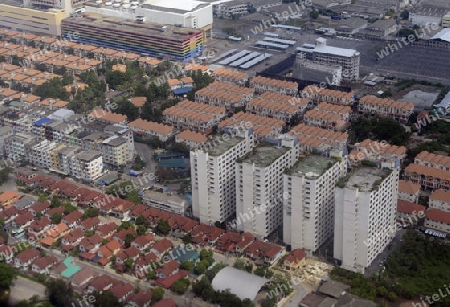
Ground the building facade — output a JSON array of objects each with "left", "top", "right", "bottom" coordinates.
[
  {"left": 191, "top": 129, "right": 254, "bottom": 224},
  {"left": 283, "top": 154, "right": 347, "bottom": 252},
  {"left": 334, "top": 166, "right": 399, "bottom": 273},
  {"left": 235, "top": 143, "right": 296, "bottom": 238}
]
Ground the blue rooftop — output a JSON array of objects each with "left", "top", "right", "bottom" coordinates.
[
  {"left": 33, "top": 117, "right": 52, "bottom": 127},
  {"left": 173, "top": 87, "right": 193, "bottom": 95}
]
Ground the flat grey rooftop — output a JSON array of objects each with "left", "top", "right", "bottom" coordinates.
[
  {"left": 291, "top": 155, "right": 337, "bottom": 179},
  {"left": 243, "top": 144, "right": 289, "bottom": 167},
  {"left": 398, "top": 90, "right": 439, "bottom": 110},
  {"left": 203, "top": 135, "right": 243, "bottom": 156},
  {"left": 345, "top": 166, "right": 391, "bottom": 192}
]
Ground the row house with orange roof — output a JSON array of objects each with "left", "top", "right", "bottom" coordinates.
[
  {"left": 138, "top": 57, "right": 161, "bottom": 68},
  {"left": 250, "top": 76, "right": 298, "bottom": 96},
  {"left": 195, "top": 81, "right": 254, "bottom": 110},
  {"left": 301, "top": 85, "right": 355, "bottom": 106},
  {"left": 423, "top": 189, "right": 450, "bottom": 232},
  {"left": 288, "top": 123, "right": 348, "bottom": 157},
  {"left": 246, "top": 98, "right": 303, "bottom": 122},
  {"left": 349, "top": 139, "right": 406, "bottom": 168},
  {"left": 398, "top": 180, "right": 421, "bottom": 203},
  {"left": 128, "top": 119, "right": 175, "bottom": 142},
  {"left": 163, "top": 101, "right": 226, "bottom": 134},
  {"left": 211, "top": 68, "right": 248, "bottom": 86},
  {"left": 358, "top": 95, "right": 414, "bottom": 123},
  {"left": 404, "top": 151, "right": 450, "bottom": 191},
  {"left": 175, "top": 130, "right": 208, "bottom": 149},
  {"left": 219, "top": 111, "right": 285, "bottom": 140}
]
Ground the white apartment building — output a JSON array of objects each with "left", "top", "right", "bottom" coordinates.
[
  {"left": 101, "top": 135, "right": 133, "bottom": 167},
  {"left": 297, "top": 38, "right": 360, "bottom": 81},
  {"left": 283, "top": 155, "right": 347, "bottom": 252},
  {"left": 104, "top": 124, "right": 135, "bottom": 158},
  {"left": 5, "top": 133, "right": 38, "bottom": 162},
  {"left": 74, "top": 151, "right": 103, "bottom": 183},
  {"left": 235, "top": 143, "right": 296, "bottom": 239},
  {"left": 143, "top": 190, "right": 190, "bottom": 215},
  {"left": 0, "top": 126, "right": 13, "bottom": 157},
  {"left": 30, "top": 140, "right": 60, "bottom": 169},
  {"left": 334, "top": 166, "right": 399, "bottom": 273},
  {"left": 191, "top": 129, "right": 254, "bottom": 224},
  {"left": 53, "top": 146, "right": 81, "bottom": 175}
]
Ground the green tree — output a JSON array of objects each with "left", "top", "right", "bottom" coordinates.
[
  {"left": 182, "top": 234, "right": 192, "bottom": 244},
  {"left": 126, "top": 190, "right": 142, "bottom": 204},
  {"left": 125, "top": 233, "right": 136, "bottom": 248},
  {"left": 147, "top": 269, "right": 156, "bottom": 280},
  {"left": 156, "top": 219, "right": 171, "bottom": 235},
  {"left": 38, "top": 194, "right": 48, "bottom": 203},
  {"left": 0, "top": 263, "right": 17, "bottom": 288},
  {"left": 151, "top": 287, "right": 164, "bottom": 304},
  {"left": 46, "top": 278, "right": 73, "bottom": 307},
  {"left": 310, "top": 10, "right": 319, "bottom": 19},
  {"left": 84, "top": 230, "right": 94, "bottom": 237},
  {"left": 124, "top": 258, "right": 134, "bottom": 273},
  {"left": 135, "top": 215, "right": 150, "bottom": 229},
  {"left": 117, "top": 221, "right": 131, "bottom": 231},
  {"left": 50, "top": 212, "right": 62, "bottom": 224},
  {"left": 33, "top": 78, "right": 70, "bottom": 101},
  {"left": 170, "top": 278, "right": 190, "bottom": 294},
  {"left": 233, "top": 259, "right": 246, "bottom": 270},
  {"left": 194, "top": 260, "right": 208, "bottom": 275},
  {"left": 82, "top": 208, "right": 99, "bottom": 220},
  {"left": 50, "top": 196, "right": 61, "bottom": 208},
  {"left": 93, "top": 290, "right": 121, "bottom": 307},
  {"left": 180, "top": 261, "right": 193, "bottom": 271}
]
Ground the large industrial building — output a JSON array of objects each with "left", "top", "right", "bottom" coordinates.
[
  {"left": 61, "top": 13, "right": 205, "bottom": 61},
  {"left": 334, "top": 166, "right": 399, "bottom": 273},
  {"left": 84, "top": 0, "right": 213, "bottom": 39},
  {"left": 0, "top": 2, "right": 67, "bottom": 36}
]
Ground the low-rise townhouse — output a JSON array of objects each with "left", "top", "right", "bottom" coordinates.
[
  {"left": 301, "top": 85, "right": 355, "bottom": 106},
  {"left": 397, "top": 200, "right": 426, "bottom": 225},
  {"left": 113, "top": 228, "right": 136, "bottom": 246},
  {"left": 288, "top": 123, "right": 348, "bottom": 157},
  {"left": 246, "top": 98, "right": 301, "bottom": 122},
  {"left": 190, "top": 223, "right": 225, "bottom": 246},
  {"left": 250, "top": 76, "right": 298, "bottom": 96},
  {"left": 163, "top": 100, "right": 226, "bottom": 134},
  {"left": 150, "top": 238, "right": 173, "bottom": 259},
  {"left": 404, "top": 165, "right": 450, "bottom": 191},
  {"left": 156, "top": 259, "right": 180, "bottom": 279},
  {"left": 110, "top": 282, "right": 134, "bottom": 303},
  {"left": 282, "top": 249, "right": 306, "bottom": 271},
  {"left": 358, "top": 95, "right": 414, "bottom": 123},
  {"left": 398, "top": 180, "right": 421, "bottom": 203},
  {"left": 215, "top": 232, "right": 255, "bottom": 255},
  {"left": 211, "top": 68, "right": 248, "bottom": 86},
  {"left": 126, "top": 290, "right": 153, "bottom": 307},
  {"left": 349, "top": 139, "right": 407, "bottom": 168},
  {"left": 62, "top": 211, "right": 83, "bottom": 228},
  {"left": 128, "top": 119, "right": 175, "bottom": 142},
  {"left": 79, "top": 234, "right": 103, "bottom": 255},
  {"left": 31, "top": 256, "right": 57, "bottom": 274},
  {"left": 174, "top": 130, "right": 208, "bottom": 150},
  {"left": 131, "top": 234, "right": 155, "bottom": 251},
  {"left": 303, "top": 102, "right": 351, "bottom": 131},
  {"left": 244, "top": 241, "right": 284, "bottom": 265},
  {"left": 14, "top": 248, "right": 40, "bottom": 269},
  {"left": 219, "top": 111, "right": 285, "bottom": 140}
]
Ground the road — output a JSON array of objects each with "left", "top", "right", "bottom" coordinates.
[
  {"left": 9, "top": 276, "right": 47, "bottom": 305},
  {"left": 134, "top": 142, "right": 155, "bottom": 176},
  {"left": 282, "top": 280, "right": 309, "bottom": 307}
]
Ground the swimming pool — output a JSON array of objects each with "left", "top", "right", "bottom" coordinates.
[{"left": 61, "top": 257, "right": 81, "bottom": 278}]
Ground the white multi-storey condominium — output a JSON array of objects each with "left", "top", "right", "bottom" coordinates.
[
  {"left": 283, "top": 154, "right": 347, "bottom": 252},
  {"left": 297, "top": 37, "right": 360, "bottom": 81},
  {"left": 235, "top": 143, "right": 296, "bottom": 239},
  {"left": 74, "top": 151, "right": 103, "bottom": 183},
  {"left": 334, "top": 166, "right": 399, "bottom": 273},
  {"left": 191, "top": 129, "right": 254, "bottom": 224}
]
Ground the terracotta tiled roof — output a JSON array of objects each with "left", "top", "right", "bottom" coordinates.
[
  {"left": 430, "top": 189, "right": 450, "bottom": 203},
  {"left": 426, "top": 208, "right": 450, "bottom": 224},
  {"left": 397, "top": 200, "right": 426, "bottom": 214},
  {"left": 398, "top": 180, "right": 421, "bottom": 195}
]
